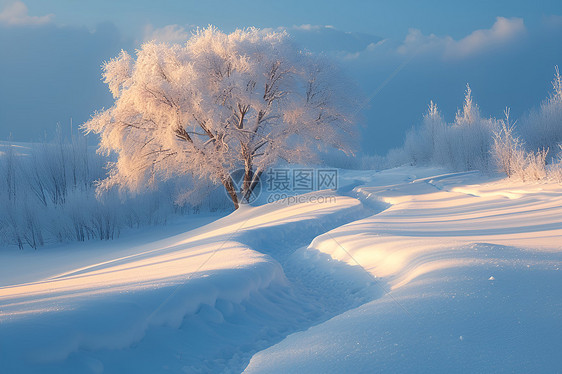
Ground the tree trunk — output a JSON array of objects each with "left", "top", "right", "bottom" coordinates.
[
  {"left": 242, "top": 151, "right": 262, "bottom": 203},
  {"left": 221, "top": 174, "right": 239, "bottom": 209},
  {"left": 247, "top": 169, "right": 262, "bottom": 200},
  {"left": 242, "top": 157, "right": 253, "bottom": 203}
]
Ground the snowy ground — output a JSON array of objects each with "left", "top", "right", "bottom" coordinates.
[{"left": 1, "top": 167, "right": 561, "bottom": 373}]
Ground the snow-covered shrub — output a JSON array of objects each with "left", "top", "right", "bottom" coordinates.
[
  {"left": 549, "top": 145, "right": 562, "bottom": 182},
  {"left": 492, "top": 108, "right": 526, "bottom": 178},
  {"left": 0, "top": 204, "right": 26, "bottom": 249},
  {"left": 522, "top": 148, "right": 548, "bottom": 180},
  {"left": 490, "top": 108, "right": 552, "bottom": 181},
  {"left": 357, "top": 153, "right": 389, "bottom": 170},
  {"left": 0, "top": 134, "right": 231, "bottom": 249},
  {"left": 1, "top": 138, "right": 19, "bottom": 202},
  {"left": 385, "top": 146, "right": 409, "bottom": 168},
  {"left": 519, "top": 66, "right": 562, "bottom": 161}
]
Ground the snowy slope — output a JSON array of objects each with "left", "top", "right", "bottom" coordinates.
[
  {"left": 1, "top": 167, "right": 561, "bottom": 373},
  {"left": 0, "top": 189, "right": 374, "bottom": 373},
  {"left": 244, "top": 168, "right": 562, "bottom": 373}
]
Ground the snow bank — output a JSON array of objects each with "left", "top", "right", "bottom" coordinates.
[
  {"left": 1, "top": 240, "right": 283, "bottom": 370},
  {"left": 3, "top": 166, "right": 561, "bottom": 373},
  {"left": 245, "top": 167, "right": 562, "bottom": 373},
  {"left": 0, "top": 189, "right": 368, "bottom": 373}
]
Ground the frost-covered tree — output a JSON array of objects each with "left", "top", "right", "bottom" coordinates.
[
  {"left": 392, "top": 85, "right": 496, "bottom": 171},
  {"left": 83, "top": 27, "right": 356, "bottom": 209},
  {"left": 492, "top": 108, "right": 525, "bottom": 177},
  {"left": 450, "top": 84, "right": 496, "bottom": 171},
  {"left": 491, "top": 117, "right": 549, "bottom": 181},
  {"left": 520, "top": 66, "right": 562, "bottom": 160},
  {"left": 400, "top": 101, "right": 446, "bottom": 166}
]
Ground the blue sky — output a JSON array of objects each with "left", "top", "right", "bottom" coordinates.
[
  {"left": 1, "top": 0, "right": 561, "bottom": 154},
  {"left": 12, "top": 0, "right": 562, "bottom": 38}
]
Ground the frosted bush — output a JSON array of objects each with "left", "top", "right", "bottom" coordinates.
[
  {"left": 548, "top": 145, "right": 562, "bottom": 182},
  {"left": 492, "top": 108, "right": 526, "bottom": 178},
  {"left": 0, "top": 135, "right": 231, "bottom": 249}
]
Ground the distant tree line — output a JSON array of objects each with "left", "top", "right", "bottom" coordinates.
[{"left": 383, "top": 66, "right": 562, "bottom": 181}]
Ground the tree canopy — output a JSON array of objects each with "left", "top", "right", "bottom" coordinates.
[{"left": 84, "top": 26, "right": 356, "bottom": 208}]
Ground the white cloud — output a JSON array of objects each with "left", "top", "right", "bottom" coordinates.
[
  {"left": 398, "top": 17, "right": 526, "bottom": 60},
  {"left": 143, "top": 24, "right": 193, "bottom": 44},
  {"left": 341, "top": 39, "right": 388, "bottom": 60},
  {"left": 140, "top": 19, "right": 527, "bottom": 63},
  {"left": 290, "top": 24, "right": 334, "bottom": 31},
  {"left": 292, "top": 24, "right": 319, "bottom": 31},
  {"left": 0, "top": 1, "right": 53, "bottom": 26},
  {"left": 142, "top": 23, "right": 383, "bottom": 58}
]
